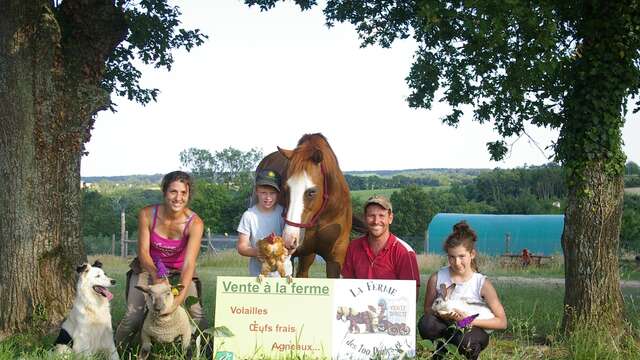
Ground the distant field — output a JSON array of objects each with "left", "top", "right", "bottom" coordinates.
[
  {"left": 345, "top": 168, "right": 489, "bottom": 178},
  {"left": 351, "top": 188, "right": 398, "bottom": 201},
  {"left": 350, "top": 186, "right": 448, "bottom": 201},
  {"left": 625, "top": 187, "right": 640, "bottom": 194}
]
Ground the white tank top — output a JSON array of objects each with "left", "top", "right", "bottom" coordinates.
[{"left": 435, "top": 266, "right": 487, "bottom": 306}]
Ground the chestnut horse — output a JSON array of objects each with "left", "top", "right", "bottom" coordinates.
[{"left": 256, "top": 133, "right": 353, "bottom": 278}]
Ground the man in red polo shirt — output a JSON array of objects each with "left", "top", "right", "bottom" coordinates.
[{"left": 341, "top": 195, "right": 420, "bottom": 295}]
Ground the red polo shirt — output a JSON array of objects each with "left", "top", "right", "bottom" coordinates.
[{"left": 341, "top": 234, "right": 420, "bottom": 293}]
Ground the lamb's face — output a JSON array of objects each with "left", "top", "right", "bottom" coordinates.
[{"left": 146, "top": 283, "right": 175, "bottom": 315}]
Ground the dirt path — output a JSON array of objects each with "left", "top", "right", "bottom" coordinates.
[
  {"left": 490, "top": 276, "right": 640, "bottom": 289},
  {"left": 419, "top": 275, "right": 640, "bottom": 289}
]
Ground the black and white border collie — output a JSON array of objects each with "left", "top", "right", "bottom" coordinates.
[{"left": 54, "top": 260, "right": 118, "bottom": 360}]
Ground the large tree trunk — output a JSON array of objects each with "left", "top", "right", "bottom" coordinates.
[
  {"left": 0, "top": 0, "right": 125, "bottom": 337},
  {"left": 558, "top": 1, "right": 631, "bottom": 336},
  {"left": 561, "top": 164, "right": 624, "bottom": 334}
]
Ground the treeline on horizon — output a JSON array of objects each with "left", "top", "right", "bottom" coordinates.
[
  {"left": 80, "top": 168, "right": 480, "bottom": 187},
  {"left": 81, "top": 158, "right": 640, "bottom": 255},
  {"left": 82, "top": 164, "right": 640, "bottom": 190}
]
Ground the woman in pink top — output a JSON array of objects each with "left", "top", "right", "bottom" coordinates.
[{"left": 115, "top": 171, "right": 208, "bottom": 348}]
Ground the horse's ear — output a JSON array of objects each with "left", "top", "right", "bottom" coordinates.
[
  {"left": 311, "top": 148, "right": 323, "bottom": 164},
  {"left": 278, "top": 146, "right": 293, "bottom": 159}
]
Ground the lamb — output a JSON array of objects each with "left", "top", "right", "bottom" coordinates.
[
  {"left": 135, "top": 283, "right": 192, "bottom": 360},
  {"left": 432, "top": 283, "right": 494, "bottom": 326}
]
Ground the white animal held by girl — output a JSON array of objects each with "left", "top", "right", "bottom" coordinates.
[{"left": 432, "top": 283, "right": 495, "bottom": 322}]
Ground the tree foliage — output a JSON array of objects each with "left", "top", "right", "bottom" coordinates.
[
  {"left": 390, "top": 185, "right": 435, "bottom": 237},
  {"left": 385, "top": 167, "right": 565, "bottom": 238},
  {"left": 321, "top": 0, "right": 637, "bottom": 175},
  {"left": 625, "top": 175, "right": 640, "bottom": 188},
  {"left": 189, "top": 180, "right": 251, "bottom": 234},
  {"left": 179, "top": 147, "right": 263, "bottom": 190},
  {"left": 81, "top": 188, "right": 119, "bottom": 238},
  {"left": 81, "top": 186, "right": 161, "bottom": 238},
  {"left": 621, "top": 194, "right": 640, "bottom": 251},
  {"left": 464, "top": 164, "right": 566, "bottom": 213},
  {"left": 81, "top": 180, "right": 249, "bottom": 248},
  {"left": 99, "top": 0, "right": 207, "bottom": 107},
  {"left": 626, "top": 161, "right": 640, "bottom": 176},
  {"left": 345, "top": 174, "right": 441, "bottom": 190}
]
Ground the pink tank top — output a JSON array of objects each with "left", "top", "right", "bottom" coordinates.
[{"left": 149, "top": 205, "right": 195, "bottom": 270}]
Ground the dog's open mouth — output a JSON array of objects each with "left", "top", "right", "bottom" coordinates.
[{"left": 93, "top": 285, "right": 113, "bottom": 301}]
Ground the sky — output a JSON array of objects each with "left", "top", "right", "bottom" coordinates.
[{"left": 81, "top": 0, "right": 640, "bottom": 177}]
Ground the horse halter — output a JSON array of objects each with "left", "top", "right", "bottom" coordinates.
[{"left": 283, "top": 163, "right": 329, "bottom": 229}]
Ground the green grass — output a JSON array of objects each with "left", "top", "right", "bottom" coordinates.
[{"left": 1, "top": 251, "right": 639, "bottom": 359}]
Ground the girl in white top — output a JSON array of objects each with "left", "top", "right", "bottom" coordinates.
[{"left": 419, "top": 221, "right": 507, "bottom": 360}]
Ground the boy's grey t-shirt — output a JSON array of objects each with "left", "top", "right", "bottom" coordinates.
[{"left": 237, "top": 204, "right": 292, "bottom": 277}]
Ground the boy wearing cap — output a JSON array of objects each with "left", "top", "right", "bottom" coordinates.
[
  {"left": 341, "top": 195, "right": 420, "bottom": 294},
  {"left": 236, "top": 170, "right": 292, "bottom": 277}
]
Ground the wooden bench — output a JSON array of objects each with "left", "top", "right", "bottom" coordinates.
[{"left": 500, "top": 253, "right": 552, "bottom": 267}]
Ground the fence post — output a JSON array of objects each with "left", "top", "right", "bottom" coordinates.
[
  {"left": 424, "top": 230, "right": 429, "bottom": 254},
  {"left": 120, "top": 208, "right": 126, "bottom": 258},
  {"left": 125, "top": 230, "right": 129, "bottom": 258},
  {"left": 505, "top": 233, "right": 511, "bottom": 255},
  {"left": 207, "top": 227, "right": 212, "bottom": 252},
  {"left": 111, "top": 234, "right": 115, "bottom": 256}
]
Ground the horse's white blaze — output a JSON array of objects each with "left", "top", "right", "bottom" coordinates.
[{"left": 283, "top": 171, "right": 315, "bottom": 248}]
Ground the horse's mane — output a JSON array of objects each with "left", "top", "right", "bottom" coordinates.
[
  {"left": 296, "top": 133, "right": 327, "bottom": 147},
  {"left": 289, "top": 133, "right": 340, "bottom": 175}
]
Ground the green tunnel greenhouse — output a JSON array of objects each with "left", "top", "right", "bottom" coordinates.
[{"left": 425, "top": 213, "right": 564, "bottom": 256}]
